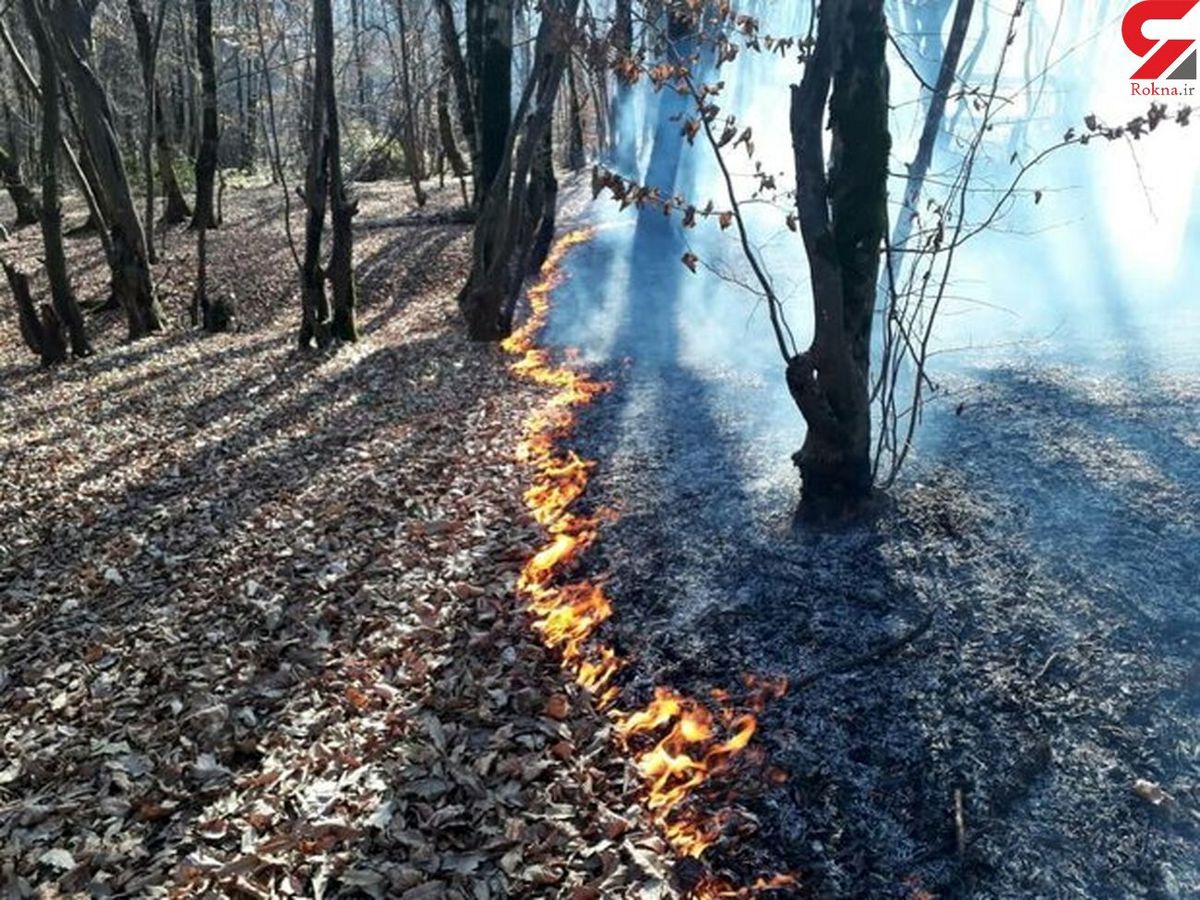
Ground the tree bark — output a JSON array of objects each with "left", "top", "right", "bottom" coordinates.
[
  {"left": 395, "top": 0, "right": 427, "bottom": 206},
  {"left": 299, "top": 0, "right": 357, "bottom": 347},
  {"left": 191, "top": 0, "right": 219, "bottom": 228},
  {"left": 3, "top": 262, "right": 67, "bottom": 365},
  {"left": 436, "top": 0, "right": 477, "bottom": 192},
  {"left": 127, "top": 0, "right": 169, "bottom": 260},
  {"left": 788, "top": 0, "right": 890, "bottom": 518},
  {"left": 326, "top": 12, "right": 357, "bottom": 342},
  {"left": 565, "top": 60, "right": 585, "bottom": 171},
  {"left": 51, "top": 0, "right": 165, "bottom": 339},
  {"left": 0, "top": 142, "right": 40, "bottom": 226},
  {"left": 437, "top": 81, "right": 470, "bottom": 204},
  {"left": 154, "top": 90, "right": 192, "bottom": 223},
  {"left": 26, "top": 7, "right": 91, "bottom": 358},
  {"left": 476, "top": 0, "right": 512, "bottom": 199},
  {"left": 459, "top": 0, "right": 578, "bottom": 340}
]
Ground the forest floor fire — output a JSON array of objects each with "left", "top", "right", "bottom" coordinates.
[
  {"left": 540, "top": 209, "right": 1200, "bottom": 896},
  {"left": 503, "top": 229, "right": 796, "bottom": 896}
]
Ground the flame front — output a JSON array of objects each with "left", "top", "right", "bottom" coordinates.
[{"left": 504, "top": 229, "right": 793, "bottom": 894}]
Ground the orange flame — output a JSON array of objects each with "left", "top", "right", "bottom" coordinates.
[{"left": 504, "top": 229, "right": 792, "bottom": 894}]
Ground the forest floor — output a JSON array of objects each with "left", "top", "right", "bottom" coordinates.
[
  {"left": 0, "top": 182, "right": 677, "bottom": 897},
  {"left": 543, "top": 220, "right": 1200, "bottom": 898},
  {"left": 3, "top": 180, "right": 1197, "bottom": 900}
]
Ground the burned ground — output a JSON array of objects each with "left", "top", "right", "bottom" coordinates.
[{"left": 546, "top": 218, "right": 1200, "bottom": 898}]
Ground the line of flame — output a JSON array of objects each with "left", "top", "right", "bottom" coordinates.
[{"left": 503, "top": 229, "right": 795, "bottom": 896}]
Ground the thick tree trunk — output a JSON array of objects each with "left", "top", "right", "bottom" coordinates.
[
  {"left": 191, "top": 0, "right": 219, "bottom": 229},
  {"left": 526, "top": 124, "right": 557, "bottom": 273},
  {"left": 476, "top": 0, "right": 512, "bottom": 200},
  {"left": 63, "top": 98, "right": 117, "bottom": 233},
  {"left": 460, "top": 0, "right": 578, "bottom": 341},
  {"left": 4, "top": 261, "right": 45, "bottom": 357},
  {"left": 789, "top": 0, "right": 889, "bottom": 518},
  {"left": 0, "top": 143, "right": 40, "bottom": 226},
  {"left": 30, "top": 25, "right": 90, "bottom": 357},
  {"left": 52, "top": 0, "right": 165, "bottom": 339}
]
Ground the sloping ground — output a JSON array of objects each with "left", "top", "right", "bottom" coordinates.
[{"left": 0, "top": 184, "right": 673, "bottom": 897}]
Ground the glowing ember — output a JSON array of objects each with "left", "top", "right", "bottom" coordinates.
[{"left": 504, "top": 229, "right": 792, "bottom": 894}]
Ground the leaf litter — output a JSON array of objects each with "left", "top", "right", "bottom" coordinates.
[{"left": 0, "top": 182, "right": 675, "bottom": 898}]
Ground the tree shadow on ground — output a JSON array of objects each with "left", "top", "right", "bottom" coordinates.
[{"left": 0, "top": 321, "right": 518, "bottom": 891}]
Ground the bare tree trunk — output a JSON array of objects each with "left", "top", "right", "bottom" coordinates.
[
  {"left": 63, "top": 97, "right": 118, "bottom": 232},
  {"left": 526, "top": 123, "right": 557, "bottom": 272},
  {"left": 51, "top": 0, "right": 165, "bottom": 339},
  {"left": 395, "top": 0, "right": 428, "bottom": 206},
  {"left": 0, "top": 17, "right": 111, "bottom": 251},
  {"left": 436, "top": 81, "right": 469, "bottom": 205},
  {"left": 788, "top": 0, "right": 889, "bottom": 518},
  {"left": 3, "top": 261, "right": 66, "bottom": 365},
  {"left": 565, "top": 60, "right": 585, "bottom": 170},
  {"left": 298, "top": 0, "right": 333, "bottom": 350},
  {"left": 475, "top": 0, "right": 511, "bottom": 199},
  {"left": 436, "top": 0, "right": 477, "bottom": 192},
  {"left": 28, "top": 13, "right": 90, "bottom": 357},
  {"left": 4, "top": 261, "right": 45, "bottom": 356},
  {"left": 890, "top": 0, "right": 974, "bottom": 256},
  {"left": 191, "top": 0, "right": 219, "bottom": 228},
  {"left": 127, "top": 0, "right": 169, "bottom": 261},
  {"left": 459, "top": 0, "right": 578, "bottom": 341},
  {"left": 327, "top": 96, "right": 357, "bottom": 342},
  {"left": 251, "top": 0, "right": 300, "bottom": 270},
  {"left": 154, "top": 91, "right": 191, "bottom": 223},
  {"left": 0, "top": 142, "right": 40, "bottom": 226}
]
